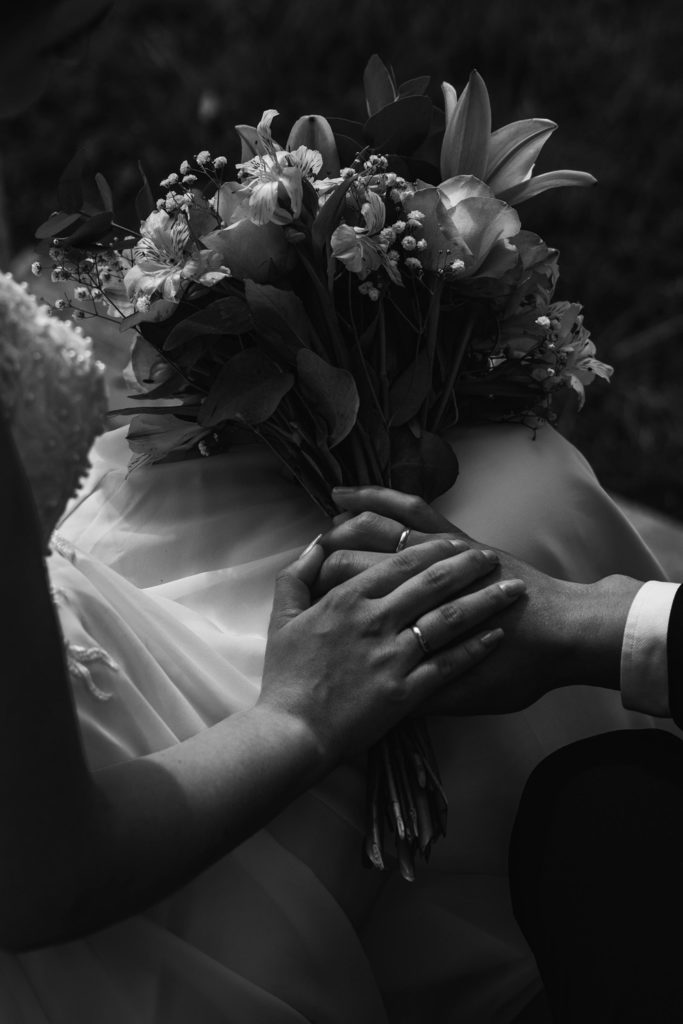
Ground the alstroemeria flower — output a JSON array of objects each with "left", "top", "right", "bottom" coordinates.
[
  {"left": 331, "top": 190, "right": 402, "bottom": 284},
  {"left": 124, "top": 209, "right": 230, "bottom": 319},
  {"left": 440, "top": 71, "right": 596, "bottom": 205},
  {"left": 200, "top": 181, "right": 297, "bottom": 283},
  {"left": 236, "top": 109, "right": 323, "bottom": 225},
  {"left": 533, "top": 301, "right": 613, "bottom": 407},
  {"left": 405, "top": 175, "right": 521, "bottom": 280}
]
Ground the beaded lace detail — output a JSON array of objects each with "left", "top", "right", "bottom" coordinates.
[{"left": 65, "top": 643, "right": 118, "bottom": 701}]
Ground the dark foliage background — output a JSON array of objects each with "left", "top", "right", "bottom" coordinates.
[{"left": 2, "top": 0, "right": 683, "bottom": 515}]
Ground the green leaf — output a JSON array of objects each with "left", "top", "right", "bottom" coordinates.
[
  {"left": 440, "top": 70, "right": 491, "bottom": 181},
  {"left": 135, "top": 162, "right": 156, "bottom": 223},
  {"left": 398, "top": 75, "right": 431, "bottom": 99},
  {"left": 296, "top": 349, "right": 359, "bottom": 447},
  {"left": 245, "top": 280, "right": 320, "bottom": 360},
  {"left": 56, "top": 210, "right": 113, "bottom": 246},
  {"left": 286, "top": 114, "right": 340, "bottom": 176},
  {"left": 95, "top": 172, "right": 114, "bottom": 213},
  {"left": 234, "top": 124, "right": 268, "bottom": 162},
  {"left": 163, "top": 297, "right": 253, "bottom": 351},
  {"left": 363, "top": 54, "right": 398, "bottom": 118},
  {"left": 198, "top": 349, "right": 294, "bottom": 427},
  {"left": 364, "top": 96, "right": 432, "bottom": 154},
  {"left": 388, "top": 349, "right": 432, "bottom": 426},
  {"left": 390, "top": 428, "right": 459, "bottom": 501},
  {"left": 35, "top": 211, "right": 82, "bottom": 241},
  {"left": 57, "top": 150, "right": 85, "bottom": 212}
]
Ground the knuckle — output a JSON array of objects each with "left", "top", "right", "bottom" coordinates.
[
  {"left": 438, "top": 601, "right": 463, "bottom": 628},
  {"left": 424, "top": 560, "right": 452, "bottom": 588},
  {"left": 355, "top": 510, "right": 382, "bottom": 534},
  {"left": 405, "top": 493, "right": 427, "bottom": 518},
  {"left": 326, "top": 549, "right": 352, "bottom": 575}
]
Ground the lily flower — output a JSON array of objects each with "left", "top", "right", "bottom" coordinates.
[
  {"left": 440, "top": 71, "right": 596, "bottom": 205},
  {"left": 533, "top": 301, "right": 613, "bottom": 407},
  {"left": 331, "top": 190, "right": 402, "bottom": 284},
  {"left": 124, "top": 209, "right": 230, "bottom": 320},
  {"left": 404, "top": 175, "right": 521, "bottom": 280},
  {"left": 236, "top": 109, "right": 323, "bottom": 225}
]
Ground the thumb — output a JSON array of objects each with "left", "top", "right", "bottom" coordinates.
[{"left": 269, "top": 538, "right": 325, "bottom": 631}]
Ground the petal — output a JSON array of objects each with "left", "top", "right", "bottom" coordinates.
[
  {"left": 441, "top": 81, "right": 458, "bottom": 124},
  {"left": 286, "top": 145, "right": 324, "bottom": 179},
  {"left": 440, "top": 69, "right": 491, "bottom": 181},
  {"left": 471, "top": 237, "right": 520, "bottom": 279},
  {"left": 248, "top": 179, "right": 280, "bottom": 225},
  {"left": 498, "top": 170, "right": 597, "bottom": 206},
  {"left": 438, "top": 174, "right": 494, "bottom": 208},
  {"left": 447, "top": 196, "right": 521, "bottom": 272},
  {"left": 485, "top": 119, "right": 557, "bottom": 194},
  {"left": 362, "top": 190, "right": 386, "bottom": 234},
  {"left": 286, "top": 115, "right": 340, "bottom": 176}
]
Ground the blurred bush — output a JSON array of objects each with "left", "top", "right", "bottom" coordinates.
[{"left": 3, "top": 0, "right": 682, "bottom": 514}]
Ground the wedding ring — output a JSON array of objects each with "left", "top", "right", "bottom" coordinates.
[
  {"left": 410, "top": 624, "right": 430, "bottom": 656},
  {"left": 395, "top": 527, "right": 411, "bottom": 552}
]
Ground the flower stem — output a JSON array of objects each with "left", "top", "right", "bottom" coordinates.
[{"left": 430, "top": 307, "right": 478, "bottom": 434}]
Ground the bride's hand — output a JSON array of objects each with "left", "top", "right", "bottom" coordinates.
[
  {"left": 258, "top": 536, "right": 525, "bottom": 766},
  {"left": 320, "top": 486, "right": 639, "bottom": 713}
]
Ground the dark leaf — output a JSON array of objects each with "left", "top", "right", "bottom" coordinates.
[
  {"left": 95, "top": 172, "right": 114, "bottom": 213},
  {"left": 398, "top": 75, "right": 431, "bottom": 98},
  {"left": 389, "top": 349, "right": 432, "bottom": 426},
  {"left": 57, "top": 211, "right": 113, "bottom": 247},
  {"left": 245, "top": 280, "right": 320, "bottom": 361},
  {"left": 164, "top": 297, "right": 254, "bottom": 351},
  {"left": 326, "top": 117, "right": 365, "bottom": 143},
  {"left": 364, "top": 96, "right": 433, "bottom": 155},
  {"left": 109, "top": 403, "right": 199, "bottom": 416},
  {"left": 135, "top": 162, "right": 156, "bottom": 223},
  {"left": 331, "top": 133, "right": 365, "bottom": 169},
  {"left": 296, "top": 349, "right": 359, "bottom": 446},
  {"left": 390, "top": 428, "right": 459, "bottom": 501},
  {"left": 198, "top": 349, "right": 294, "bottom": 427},
  {"left": 57, "top": 150, "right": 85, "bottom": 212},
  {"left": 363, "top": 54, "right": 398, "bottom": 117},
  {"left": 35, "top": 211, "right": 82, "bottom": 241}
]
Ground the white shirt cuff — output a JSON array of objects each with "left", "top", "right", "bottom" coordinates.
[{"left": 621, "top": 581, "right": 680, "bottom": 716}]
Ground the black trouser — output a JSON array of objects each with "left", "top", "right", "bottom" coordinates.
[{"left": 509, "top": 729, "right": 683, "bottom": 1022}]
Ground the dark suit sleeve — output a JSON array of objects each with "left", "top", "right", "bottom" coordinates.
[{"left": 667, "top": 584, "right": 683, "bottom": 727}]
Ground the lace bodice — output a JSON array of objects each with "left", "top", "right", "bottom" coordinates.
[{"left": 0, "top": 272, "right": 108, "bottom": 543}]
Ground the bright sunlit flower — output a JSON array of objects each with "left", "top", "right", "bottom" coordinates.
[
  {"left": 123, "top": 209, "right": 230, "bottom": 318},
  {"left": 404, "top": 175, "right": 521, "bottom": 280},
  {"left": 440, "top": 71, "right": 596, "bottom": 205},
  {"left": 331, "top": 190, "right": 402, "bottom": 284},
  {"left": 236, "top": 109, "right": 323, "bottom": 226}
]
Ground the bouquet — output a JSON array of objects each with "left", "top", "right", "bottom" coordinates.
[{"left": 34, "top": 56, "right": 611, "bottom": 880}]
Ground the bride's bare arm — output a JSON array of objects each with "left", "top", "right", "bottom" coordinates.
[{"left": 0, "top": 422, "right": 523, "bottom": 950}]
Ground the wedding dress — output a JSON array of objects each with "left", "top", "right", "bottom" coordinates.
[{"left": 1, "top": 417, "right": 668, "bottom": 1024}]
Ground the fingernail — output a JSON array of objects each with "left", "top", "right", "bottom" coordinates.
[
  {"left": 332, "top": 486, "right": 355, "bottom": 495},
  {"left": 481, "top": 628, "right": 504, "bottom": 647},
  {"left": 498, "top": 579, "right": 526, "bottom": 597},
  {"left": 299, "top": 533, "right": 323, "bottom": 559},
  {"left": 481, "top": 548, "right": 499, "bottom": 563},
  {"left": 449, "top": 539, "right": 468, "bottom": 550}
]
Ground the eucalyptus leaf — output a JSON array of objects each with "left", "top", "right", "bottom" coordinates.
[
  {"left": 57, "top": 211, "right": 113, "bottom": 247},
  {"left": 135, "top": 162, "right": 156, "bottom": 222},
  {"left": 296, "top": 349, "right": 359, "bottom": 446},
  {"left": 398, "top": 75, "right": 431, "bottom": 99},
  {"left": 198, "top": 349, "right": 294, "bottom": 427},
  {"left": 57, "top": 150, "right": 85, "bottom": 212},
  {"left": 245, "top": 280, "right": 320, "bottom": 360},
  {"left": 95, "top": 173, "right": 114, "bottom": 213},
  {"left": 35, "top": 211, "right": 82, "bottom": 241},
  {"left": 365, "top": 96, "right": 432, "bottom": 155},
  {"left": 164, "top": 297, "right": 253, "bottom": 351},
  {"left": 363, "top": 54, "right": 398, "bottom": 117}
]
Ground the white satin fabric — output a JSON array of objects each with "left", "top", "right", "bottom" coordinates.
[{"left": 2, "top": 422, "right": 669, "bottom": 1023}]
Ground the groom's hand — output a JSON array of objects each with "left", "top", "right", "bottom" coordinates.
[{"left": 317, "top": 486, "right": 642, "bottom": 714}]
